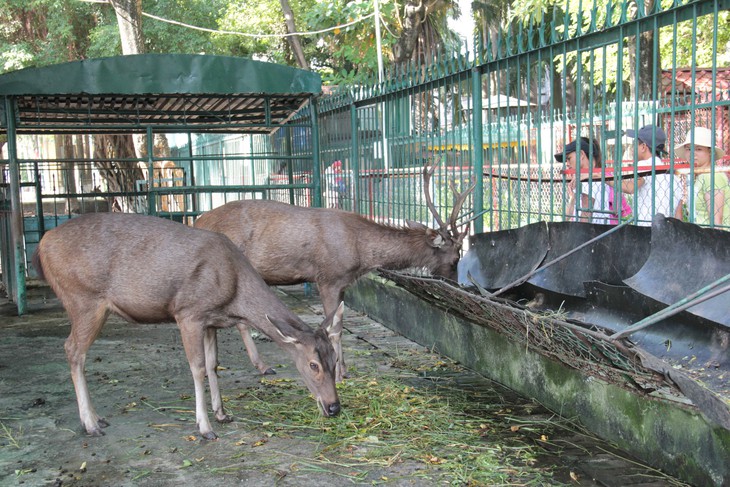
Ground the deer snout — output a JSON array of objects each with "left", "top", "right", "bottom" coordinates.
[{"left": 324, "top": 401, "right": 341, "bottom": 417}]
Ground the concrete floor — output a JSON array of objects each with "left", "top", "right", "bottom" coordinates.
[{"left": 0, "top": 283, "right": 687, "bottom": 486}]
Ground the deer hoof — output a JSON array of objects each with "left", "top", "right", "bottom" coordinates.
[
  {"left": 85, "top": 426, "right": 105, "bottom": 437},
  {"left": 216, "top": 414, "right": 234, "bottom": 424},
  {"left": 98, "top": 418, "right": 110, "bottom": 428},
  {"left": 262, "top": 367, "right": 276, "bottom": 375},
  {"left": 201, "top": 431, "right": 218, "bottom": 441}
]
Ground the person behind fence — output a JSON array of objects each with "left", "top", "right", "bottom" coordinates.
[
  {"left": 675, "top": 126, "right": 730, "bottom": 227},
  {"left": 616, "top": 125, "right": 684, "bottom": 226},
  {"left": 324, "top": 160, "right": 347, "bottom": 208},
  {"left": 555, "top": 137, "right": 615, "bottom": 224}
]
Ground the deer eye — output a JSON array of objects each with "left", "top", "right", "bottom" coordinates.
[{"left": 309, "top": 362, "right": 319, "bottom": 372}]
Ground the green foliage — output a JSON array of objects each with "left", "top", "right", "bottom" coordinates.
[
  {"left": 0, "top": 0, "right": 240, "bottom": 72},
  {"left": 301, "top": 0, "right": 400, "bottom": 85},
  {"left": 212, "top": 0, "right": 290, "bottom": 61},
  {"left": 144, "top": 0, "right": 229, "bottom": 55},
  {"left": 660, "top": 11, "right": 730, "bottom": 67},
  {"left": 530, "top": 0, "right": 729, "bottom": 100},
  {"left": 0, "top": 0, "right": 100, "bottom": 72},
  {"left": 87, "top": 22, "right": 122, "bottom": 59},
  {"left": 0, "top": 0, "right": 461, "bottom": 86},
  {"left": 4, "top": 0, "right": 723, "bottom": 105}
]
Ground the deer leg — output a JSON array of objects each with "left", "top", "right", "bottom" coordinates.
[
  {"left": 64, "top": 303, "right": 110, "bottom": 436},
  {"left": 204, "top": 328, "right": 232, "bottom": 423},
  {"left": 319, "top": 285, "right": 347, "bottom": 383},
  {"left": 239, "top": 325, "right": 276, "bottom": 375},
  {"left": 178, "top": 321, "right": 216, "bottom": 440}
]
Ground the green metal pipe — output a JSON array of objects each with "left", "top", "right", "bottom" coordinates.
[
  {"left": 350, "top": 103, "right": 360, "bottom": 210},
  {"left": 146, "top": 126, "right": 155, "bottom": 215},
  {"left": 610, "top": 273, "right": 730, "bottom": 341},
  {"left": 5, "top": 96, "right": 26, "bottom": 315},
  {"left": 311, "top": 97, "right": 322, "bottom": 207},
  {"left": 471, "top": 68, "right": 484, "bottom": 234}
]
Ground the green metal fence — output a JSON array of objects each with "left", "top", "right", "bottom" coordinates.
[{"left": 311, "top": 0, "right": 730, "bottom": 233}]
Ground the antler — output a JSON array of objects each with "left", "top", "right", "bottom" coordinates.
[
  {"left": 423, "top": 160, "right": 476, "bottom": 240},
  {"left": 448, "top": 178, "right": 477, "bottom": 240},
  {"left": 422, "top": 160, "right": 449, "bottom": 231}
]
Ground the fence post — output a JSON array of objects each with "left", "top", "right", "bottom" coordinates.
[
  {"left": 350, "top": 102, "right": 360, "bottom": 211},
  {"left": 471, "top": 68, "right": 484, "bottom": 234},
  {"left": 311, "top": 97, "right": 323, "bottom": 208}
]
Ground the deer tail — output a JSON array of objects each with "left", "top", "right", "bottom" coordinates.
[{"left": 31, "top": 246, "right": 46, "bottom": 281}]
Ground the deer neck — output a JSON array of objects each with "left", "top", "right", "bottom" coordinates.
[{"left": 360, "top": 225, "right": 434, "bottom": 271}]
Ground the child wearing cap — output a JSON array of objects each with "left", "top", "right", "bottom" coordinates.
[
  {"left": 617, "top": 124, "right": 684, "bottom": 226},
  {"left": 555, "top": 137, "right": 613, "bottom": 224},
  {"left": 675, "top": 126, "right": 729, "bottom": 227}
]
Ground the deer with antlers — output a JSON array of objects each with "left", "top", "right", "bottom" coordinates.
[{"left": 194, "top": 161, "right": 476, "bottom": 382}]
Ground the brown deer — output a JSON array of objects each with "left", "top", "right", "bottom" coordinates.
[
  {"left": 32, "top": 213, "right": 343, "bottom": 440},
  {"left": 194, "top": 161, "right": 475, "bottom": 382}
]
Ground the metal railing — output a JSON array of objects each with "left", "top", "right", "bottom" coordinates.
[{"left": 310, "top": 0, "right": 730, "bottom": 233}]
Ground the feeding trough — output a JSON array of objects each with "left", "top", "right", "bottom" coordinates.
[
  {"left": 457, "top": 215, "right": 729, "bottom": 376},
  {"left": 346, "top": 215, "right": 730, "bottom": 486}
]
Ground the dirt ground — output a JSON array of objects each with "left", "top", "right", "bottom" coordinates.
[{"left": 0, "top": 283, "right": 688, "bottom": 486}]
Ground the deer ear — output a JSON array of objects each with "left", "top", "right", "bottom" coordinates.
[
  {"left": 406, "top": 220, "right": 427, "bottom": 231},
  {"left": 426, "top": 228, "right": 446, "bottom": 248},
  {"left": 266, "top": 315, "right": 299, "bottom": 344},
  {"left": 325, "top": 302, "right": 344, "bottom": 341}
]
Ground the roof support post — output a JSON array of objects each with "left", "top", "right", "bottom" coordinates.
[{"left": 4, "top": 96, "right": 26, "bottom": 315}]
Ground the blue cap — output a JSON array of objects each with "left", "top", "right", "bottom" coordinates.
[{"left": 624, "top": 125, "right": 667, "bottom": 151}]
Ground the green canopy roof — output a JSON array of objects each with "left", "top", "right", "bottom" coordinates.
[{"left": 0, "top": 54, "right": 322, "bottom": 134}]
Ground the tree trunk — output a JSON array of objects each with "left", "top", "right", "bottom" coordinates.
[
  {"left": 279, "top": 0, "right": 308, "bottom": 69},
  {"left": 110, "top": 0, "right": 144, "bottom": 55},
  {"left": 393, "top": 1, "right": 427, "bottom": 64},
  {"left": 93, "top": 135, "right": 146, "bottom": 213},
  {"left": 54, "top": 135, "right": 79, "bottom": 214},
  {"left": 92, "top": 0, "right": 146, "bottom": 212},
  {"left": 627, "top": 0, "right": 656, "bottom": 99}
]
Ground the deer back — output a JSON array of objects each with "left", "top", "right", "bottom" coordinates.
[{"left": 194, "top": 199, "right": 462, "bottom": 283}]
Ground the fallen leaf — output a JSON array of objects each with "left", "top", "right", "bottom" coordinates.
[
  {"left": 570, "top": 471, "right": 580, "bottom": 482},
  {"left": 510, "top": 425, "right": 520, "bottom": 432},
  {"left": 79, "top": 461, "right": 87, "bottom": 472}
]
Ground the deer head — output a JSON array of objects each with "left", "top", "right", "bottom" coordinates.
[
  {"left": 422, "top": 159, "right": 476, "bottom": 244},
  {"left": 420, "top": 159, "right": 477, "bottom": 279}
]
